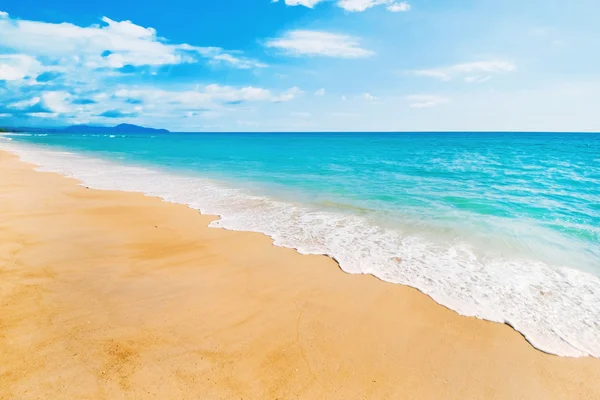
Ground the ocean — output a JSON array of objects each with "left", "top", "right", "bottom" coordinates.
[{"left": 1, "top": 131, "right": 599, "bottom": 358}]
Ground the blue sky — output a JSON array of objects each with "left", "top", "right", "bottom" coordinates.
[{"left": 0, "top": 0, "right": 599, "bottom": 131}]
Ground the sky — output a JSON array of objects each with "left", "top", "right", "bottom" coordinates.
[{"left": 0, "top": 0, "right": 599, "bottom": 132}]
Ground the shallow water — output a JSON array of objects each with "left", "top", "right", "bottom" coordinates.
[{"left": 3, "top": 131, "right": 599, "bottom": 357}]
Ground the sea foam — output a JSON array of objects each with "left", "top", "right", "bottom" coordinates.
[{"left": 2, "top": 140, "right": 599, "bottom": 358}]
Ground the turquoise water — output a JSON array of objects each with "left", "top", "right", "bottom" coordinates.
[{"left": 2, "top": 131, "right": 600, "bottom": 357}]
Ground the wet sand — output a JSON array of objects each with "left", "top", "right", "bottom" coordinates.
[{"left": 1, "top": 150, "right": 599, "bottom": 399}]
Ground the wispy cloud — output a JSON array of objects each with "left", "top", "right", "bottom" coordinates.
[
  {"left": 315, "top": 88, "right": 326, "bottom": 96},
  {"left": 265, "top": 30, "right": 373, "bottom": 58},
  {"left": 271, "top": 0, "right": 324, "bottom": 8},
  {"left": 181, "top": 46, "right": 268, "bottom": 69},
  {"left": 406, "top": 95, "right": 449, "bottom": 108},
  {"left": 464, "top": 75, "right": 492, "bottom": 84},
  {"left": 386, "top": 2, "right": 411, "bottom": 12},
  {"left": 276, "top": 87, "right": 304, "bottom": 102},
  {"left": 413, "top": 60, "right": 516, "bottom": 82},
  {"left": 272, "top": 0, "right": 411, "bottom": 12},
  {"left": 337, "top": 0, "right": 410, "bottom": 12},
  {"left": 115, "top": 85, "right": 302, "bottom": 108},
  {"left": 9, "top": 97, "right": 45, "bottom": 110}
]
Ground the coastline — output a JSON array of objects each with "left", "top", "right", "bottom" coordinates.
[
  {"left": 1, "top": 149, "right": 599, "bottom": 399},
  {"left": 5, "top": 138, "right": 600, "bottom": 358}
]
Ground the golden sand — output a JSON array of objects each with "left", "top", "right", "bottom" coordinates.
[{"left": 1, "top": 150, "right": 599, "bottom": 399}]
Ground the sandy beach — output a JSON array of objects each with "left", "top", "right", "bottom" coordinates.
[{"left": 0, "top": 149, "right": 599, "bottom": 400}]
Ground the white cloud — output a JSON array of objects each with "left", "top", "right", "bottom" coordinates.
[
  {"left": 272, "top": 0, "right": 410, "bottom": 12},
  {"left": 41, "top": 91, "right": 72, "bottom": 113},
  {"left": 115, "top": 84, "right": 302, "bottom": 108},
  {"left": 28, "top": 112, "right": 59, "bottom": 119},
  {"left": 0, "top": 15, "right": 179, "bottom": 69},
  {"left": 406, "top": 95, "right": 449, "bottom": 108},
  {"left": 181, "top": 45, "right": 268, "bottom": 69},
  {"left": 363, "top": 92, "right": 378, "bottom": 101},
  {"left": 0, "top": 11, "right": 8, "bottom": 19},
  {"left": 208, "top": 53, "right": 268, "bottom": 69},
  {"left": 276, "top": 87, "right": 304, "bottom": 102},
  {"left": 337, "top": 0, "right": 388, "bottom": 12},
  {"left": 0, "top": 13, "right": 265, "bottom": 71},
  {"left": 387, "top": 2, "right": 411, "bottom": 12},
  {"left": 452, "top": 61, "right": 516, "bottom": 74},
  {"left": 9, "top": 97, "right": 41, "bottom": 109},
  {"left": 272, "top": 0, "right": 324, "bottom": 7},
  {"left": 338, "top": 0, "right": 410, "bottom": 12},
  {"left": 265, "top": 30, "right": 373, "bottom": 58},
  {"left": 203, "top": 84, "right": 271, "bottom": 102},
  {"left": 0, "top": 54, "right": 43, "bottom": 81},
  {"left": 464, "top": 75, "right": 492, "bottom": 84},
  {"left": 315, "top": 88, "right": 326, "bottom": 96},
  {"left": 413, "top": 60, "right": 516, "bottom": 82},
  {"left": 8, "top": 91, "right": 72, "bottom": 113}
]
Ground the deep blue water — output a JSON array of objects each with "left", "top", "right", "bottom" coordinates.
[{"left": 2, "top": 131, "right": 600, "bottom": 357}]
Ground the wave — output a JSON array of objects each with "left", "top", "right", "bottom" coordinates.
[{"left": 2, "top": 141, "right": 599, "bottom": 358}]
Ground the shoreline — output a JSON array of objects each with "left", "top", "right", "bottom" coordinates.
[
  {"left": 4, "top": 140, "right": 599, "bottom": 358},
  {"left": 1, "top": 149, "right": 599, "bottom": 399}
]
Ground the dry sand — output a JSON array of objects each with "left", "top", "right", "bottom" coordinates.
[{"left": 1, "top": 149, "right": 599, "bottom": 399}]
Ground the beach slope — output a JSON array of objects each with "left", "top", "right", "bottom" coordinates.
[{"left": 1, "top": 150, "right": 599, "bottom": 399}]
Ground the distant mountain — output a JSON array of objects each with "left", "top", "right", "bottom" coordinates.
[
  {"left": 59, "top": 123, "right": 170, "bottom": 134},
  {"left": 2, "top": 123, "right": 169, "bottom": 134}
]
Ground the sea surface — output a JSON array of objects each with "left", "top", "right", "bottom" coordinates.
[{"left": 2, "top": 131, "right": 599, "bottom": 357}]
